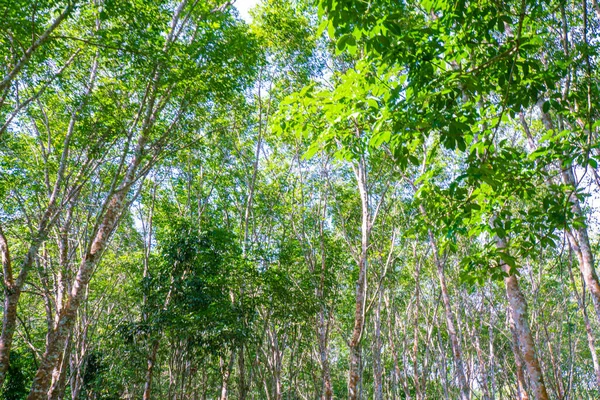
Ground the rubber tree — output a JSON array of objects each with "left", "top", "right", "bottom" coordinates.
[{"left": 21, "top": 0, "right": 259, "bottom": 397}]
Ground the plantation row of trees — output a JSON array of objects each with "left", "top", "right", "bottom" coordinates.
[{"left": 1, "top": 0, "right": 600, "bottom": 398}]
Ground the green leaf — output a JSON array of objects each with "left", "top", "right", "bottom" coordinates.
[
  {"left": 498, "top": 251, "right": 517, "bottom": 268},
  {"left": 337, "top": 33, "right": 356, "bottom": 52},
  {"left": 542, "top": 100, "right": 551, "bottom": 113}
]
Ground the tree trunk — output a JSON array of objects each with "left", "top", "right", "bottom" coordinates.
[
  {"left": 384, "top": 292, "right": 409, "bottom": 400},
  {"left": 238, "top": 345, "right": 248, "bottom": 400},
  {"left": 0, "top": 2, "right": 76, "bottom": 109},
  {"left": 538, "top": 104, "right": 600, "bottom": 325},
  {"left": 48, "top": 332, "right": 71, "bottom": 400},
  {"left": 497, "top": 235, "right": 548, "bottom": 400},
  {"left": 568, "top": 250, "right": 600, "bottom": 388},
  {"left": 372, "top": 289, "right": 383, "bottom": 400},
  {"left": 272, "top": 331, "right": 282, "bottom": 400},
  {"left": 470, "top": 310, "right": 491, "bottom": 400},
  {"left": 412, "top": 245, "right": 423, "bottom": 400},
  {"left": 220, "top": 351, "right": 235, "bottom": 400},
  {"left": 143, "top": 340, "right": 160, "bottom": 400},
  {"left": 426, "top": 225, "right": 470, "bottom": 400},
  {"left": 318, "top": 308, "right": 333, "bottom": 400},
  {"left": 69, "top": 352, "right": 83, "bottom": 400},
  {"left": 348, "top": 157, "right": 369, "bottom": 400},
  {"left": 0, "top": 285, "right": 21, "bottom": 388},
  {"left": 0, "top": 231, "right": 48, "bottom": 388},
  {"left": 509, "top": 309, "right": 530, "bottom": 400},
  {"left": 564, "top": 192, "right": 600, "bottom": 324}
]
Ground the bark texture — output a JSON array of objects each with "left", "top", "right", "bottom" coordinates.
[
  {"left": 143, "top": 340, "right": 160, "bottom": 400},
  {"left": 497, "top": 235, "right": 548, "bottom": 400},
  {"left": 348, "top": 157, "right": 369, "bottom": 400}
]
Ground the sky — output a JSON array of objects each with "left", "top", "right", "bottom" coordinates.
[{"left": 234, "top": 0, "right": 260, "bottom": 23}]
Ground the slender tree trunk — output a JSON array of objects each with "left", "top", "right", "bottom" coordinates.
[
  {"left": 509, "top": 311, "right": 530, "bottom": 400},
  {"left": 471, "top": 311, "right": 491, "bottom": 400},
  {"left": 568, "top": 250, "right": 600, "bottom": 387},
  {"left": 48, "top": 227, "right": 73, "bottom": 400},
  {"left": 141, "top": 183, "right": 158, "bottom": 400},
  {"left": 69, "top": 350, "right": 83, "bottom": 400},
  {"left": 412, "top": 245, "right": 423, "bottom": 400},
  {"left": 0, "top": 285, "right": 21, "bottom": 387},
  {"left": 48, "top": 333, "right": 71, "bottom": 400},
  {"left": 0, "top": 2, "right": 76, "bottom": 109},
  {"left": 238, "top": 345, "right": 248, "bottom": 400},
  {"left": 435, "top": 325, "right": 450, "bottom": 399},
  {"left": 272, "top": 329, "right": 283, "bottom": 400},
  {"left": 348, "top": 157, "right": 369, "bottom": 400},
  {"left": 384, "top": 292, "right": 409, "bottom": 400},
  {"left": 143, "top": 340, "right": 160, "bottom": 400},
  {"left": 0, "top": 231, "right": 48, "bottom": 387},
  {"left": 506, "top": 277, "right": 546, "bottom": 400},
  {"left": 538, "top": 105, "right": 600, "bottom": 325},
  {"left": 496, "top": 234, "right": 548, "bottom": 400},
  {"left": 564, "top": 203, "right": 600, "bottom": 324},
  {"left": 318, "top": 204, "right": 333, "bottom": 400},
  {"left": 488, "top": 307, "right": 496, "bottom": 399},
  {"left": 220, "top": 351, "right": 235, "bottom": 400},
  {"left": 426, "top": 226, "right": 470, "bottom": 400},
  {"left": 372, "top": 289, "right": 383, "bottom": 400},
  {"left": 318, "top": 309, "right": 333, "bottom": 400}
]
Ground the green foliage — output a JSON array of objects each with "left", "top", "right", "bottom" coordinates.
[
  {"left": 1, "top": 350, "right": 35, "bottom": 400},
  {"left": 2, "top": 0, "right": 600, "bottom": 398},
  {"left": 147, "top": 218, "right": 252, "bottom": 352}
]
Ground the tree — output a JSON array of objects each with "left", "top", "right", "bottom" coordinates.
[{"left": 2, "top": 0, "right": 600, "bottom": 398}]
